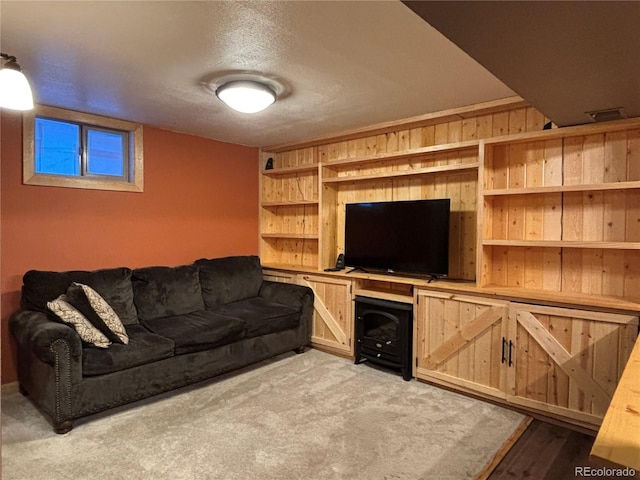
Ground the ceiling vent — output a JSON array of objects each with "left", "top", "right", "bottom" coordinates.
[{"left": 586, "top": 108, "right": 627, "bottom": 123}]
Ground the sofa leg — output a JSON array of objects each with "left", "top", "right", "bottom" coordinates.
[
  {"left": 294, "top": 346, "right": 307, "bottom": 354},
  {"left": 54, "top": 420, "right": 73, "bottom": 435}
]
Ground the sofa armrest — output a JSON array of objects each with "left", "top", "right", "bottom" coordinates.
[
  {"left": 259, "top": 281, "right": 314, "bottom": 311},
  {"left": 9, "top": 309, "right": 83, "bottom": 366}
]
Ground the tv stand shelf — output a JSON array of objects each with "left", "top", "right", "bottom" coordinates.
[
  {"left": 263, "top": 264, "right": 640, "bottom": 314},
  {"left": 353, "top": 287, "right": 413, "bottom": 305}
]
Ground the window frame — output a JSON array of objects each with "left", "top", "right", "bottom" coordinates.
[{"left": 23, "top": 105, "right": 144, "bottom": 192}]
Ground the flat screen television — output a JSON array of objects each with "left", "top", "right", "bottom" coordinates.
[{"left": 344, "top": 198, "right": 450, "bottom": 277}]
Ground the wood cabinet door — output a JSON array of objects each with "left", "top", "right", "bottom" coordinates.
[
  {"left": 414, "top": 290, "right": 509, "bottom": 400},
  {"left": 507, "top": 303, "right": 639, "bottom": 427},
  {"left": 297, "top": 274, "right": 353, "bottom": 354}
]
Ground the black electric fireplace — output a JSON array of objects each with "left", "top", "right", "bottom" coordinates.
[{"left": 354, "top": 296, "right": 413, "bottom": 381}]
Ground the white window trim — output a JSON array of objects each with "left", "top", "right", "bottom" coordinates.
[{"left": 23, "top": 105, "right": 144, "bottom": 192}]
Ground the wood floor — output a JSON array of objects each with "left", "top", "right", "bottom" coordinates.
[{"left": 488, "top": 419, "right": 640, "bottom": 480}]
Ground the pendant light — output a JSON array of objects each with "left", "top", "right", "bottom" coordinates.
[{"left": 0, "top": 53, "right": 34, "bottom": 111}]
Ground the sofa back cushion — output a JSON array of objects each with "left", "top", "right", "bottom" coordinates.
[
  {"left": 22, "top": 267, "right": 139, "bottom": 325},
  {"left": 132, "top": 264, "right": 204, "bottom": 321},
  {"left": 194, "top": 255, "right": 263, "bottom": 308}
]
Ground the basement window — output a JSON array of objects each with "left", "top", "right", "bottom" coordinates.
[{"left": 23, "top": 105, "right": 144, "bottom": 192}]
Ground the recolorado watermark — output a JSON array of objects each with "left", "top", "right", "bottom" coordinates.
[{"left": 575, "top": 466, "right": 637, "bottom": 477}]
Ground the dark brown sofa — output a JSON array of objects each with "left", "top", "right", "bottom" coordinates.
[{"left": 9, "top": 255, "right": 313, "bottom": 433}]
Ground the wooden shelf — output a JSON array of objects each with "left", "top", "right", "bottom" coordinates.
[
  {"left": 262, "top": 264, "right": 640, "bottom": 314},
  {"left": 482, "top": 116, "right": 640, "bottom": 147},
  {"left": 483, "top": 181, "right": 640, "bottom": 196},
  {"left": 322, "top": 140, "right": 479, "bottom": 169},
  {"left": 261, "top": 163, "right": 319, "bottom": 176},
  {"left": 322, "top": 162, "right": 479, "bottom": 184},
  {"left": 261, "top": 200, "right": 319, "bottom": 207},
  {"left": 260, "top": 233, "right": 319, "bottom": 240},
  {"left": 482, "top": 239, "right": 640, "bottom": 250},
  {"left": 479, "top": 285, "right": 640, "bottom": 314}
]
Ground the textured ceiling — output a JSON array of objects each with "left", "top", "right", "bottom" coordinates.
[{"left": 0, "top": 1, "right": 514, "bottom": 147}]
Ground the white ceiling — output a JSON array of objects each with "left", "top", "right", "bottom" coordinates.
[{"left": 0, "top": 1, "right": 515, "bottom": 147}]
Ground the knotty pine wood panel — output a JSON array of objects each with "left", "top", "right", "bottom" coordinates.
[
  {"left": 560, "top": 248, "right": 640, "bottom": 299},
  {"left": 562, "top": 190, "right": 640, "bottom": 242},
  {"left": 482, "top": 245, "right": 640, "bottom": 299},
  {"left": 483, "top": 139, "right": 563, "bottom": 190},
  {"left": 261, "top": 204, "right": 319, "bottom": 236},
  {"left": 415, "top": 292, "right": 508, "bottom": 399},
  {"left": 508, "top": 304, "right": 638, "bottom": 424},
  {"left": 263, "top": 147, "right": 316, "bottom": 170},
  {"left": 564, "top": 129, "right": 640, "bottom": 185},
  {"left": 481, "top": 246, "right": 562, "bottom": 291},
  {"left": 260, "top": 237, "right": 318, "bottom": 268},
  {"left": 333, "top": 171, "right": 477, "bottom": 280},
  {"left": 261, "top": 102, "right": 548, "bottom": 273},
  {"left": 323, "top": 107, "right": 547, "bottom": 164},
  {"left": 261, "top": 171, "right": 319, "bottom": 204},
  {"left": 299, "top": 274, "right": 353, "bottom": 354},
  {"left": 484, "top": 194, "right": 562, "bottom": 241}
]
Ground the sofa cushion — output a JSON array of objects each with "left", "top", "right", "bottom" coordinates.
[
  {"left": 68, "top": 268, "right": 139, "bottom": 325},
  {"left": 22, "top": 268, "right": 139, "bottom": 326},
  {"left": 195, "top": 255, "right": 263, "bottom": 308},
  {"left": 215, "top": 297, "right": 300, "bottom": 338},
  {"left": 132, "top": 265, "right": 204, "bottom": 322},
  {"left": 66, "top": 283, "right": 129, "bottom": 345},
  {"left": 142, "top": 310, "right": 245, "bottom": 355},
  {"left": 82, "top": 324, "right": 175, "bottom": 376},
  {"left": 47, "top": 296, "right": 112, "bottom": 348},
  {"left": 22, "top": 270, "right": 73, "bottom": 314}
]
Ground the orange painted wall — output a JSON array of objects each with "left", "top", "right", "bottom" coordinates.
[{"left": 1, "top": 111, "right": 259, "bottom": 383}]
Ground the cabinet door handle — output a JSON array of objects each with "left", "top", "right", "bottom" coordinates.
[
  {"left": 508, "top": 340, "right": 514, "bottom": 367},
  {"left": 501, "top": 337, "right": 507, "bottom": 364}
]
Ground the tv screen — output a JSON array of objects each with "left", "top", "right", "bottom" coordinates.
[{"left": 344, "top": 199, "right": 450, "bottom": 277}]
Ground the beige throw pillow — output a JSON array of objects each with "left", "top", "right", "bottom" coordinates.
[
  {"left": 47, "top": 296, "right": 112, "bottom": 348},
  {"left": 73, "top": 283, "right": 129, "bottom": 345}
]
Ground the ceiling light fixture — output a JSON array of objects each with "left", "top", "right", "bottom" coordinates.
[
  {"left": 0, "top": 53, "right": 34, "bottom": 111},
  {"left": 215, "top": 80, "right": 276, "bottom": 114}
]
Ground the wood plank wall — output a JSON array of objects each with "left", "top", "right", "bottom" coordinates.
[{"left": 261, "top": 105, "right": 549, "bottom": 276}]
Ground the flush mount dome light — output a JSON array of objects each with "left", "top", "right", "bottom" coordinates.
[{"left": 215, "top": 80, "right": 276, "bottom": 114}]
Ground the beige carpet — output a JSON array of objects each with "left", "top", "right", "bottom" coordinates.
[{"left": 2, "top": 349, "right": 525, "bottom": 480}]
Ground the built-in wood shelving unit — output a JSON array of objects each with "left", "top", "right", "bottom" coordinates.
[
  {"left": 259, "top": 98, "right": 640, "bottom": 310},
  {"left": 479, "top": 116, "right": 640, "bottom": 302},
  {"left": 259, "top": 106, "right": 640, "bottom": 434}
]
